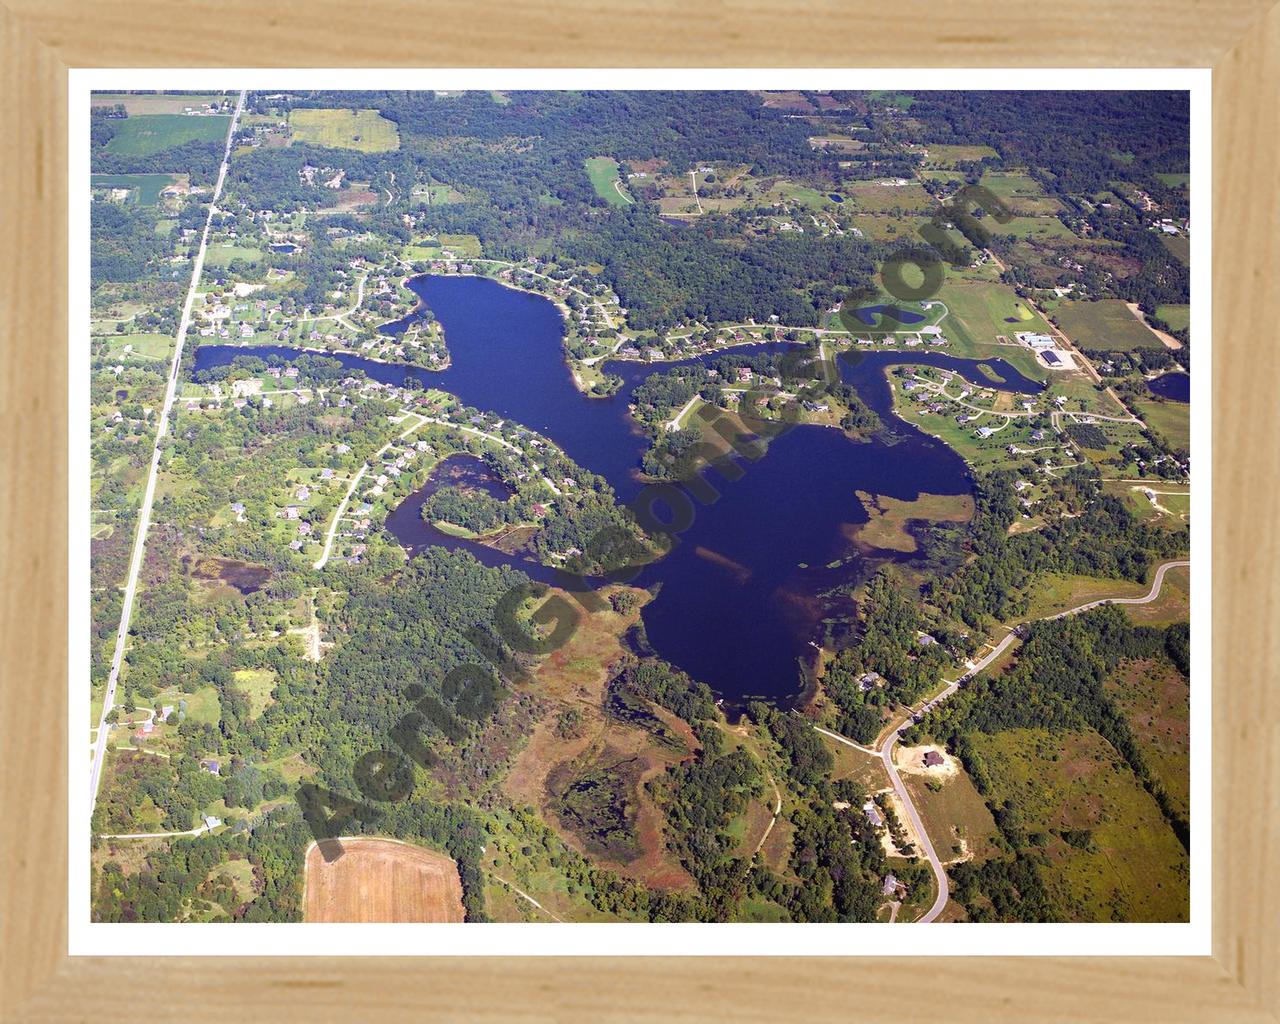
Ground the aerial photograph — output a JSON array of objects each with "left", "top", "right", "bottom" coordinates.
[{"left": 87, "top": 88, "right": 1192, "bottom": 926}]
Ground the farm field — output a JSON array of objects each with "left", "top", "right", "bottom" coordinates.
[
  {"left": 1052, "top": 299, "right": 1165, "bottom": 351},
  {"left": 104, "top": 114, "right": 231, "bottom": 156},
  {"left": 91, "top": 173, "right": 182, "bottom": 206},
  {"left": 584, "top": 157, "right": 631, "bottom": 207},
  {"left": 969, "top": 727, "right": 1188, "bottom": 922},
  {"left": 303, "top": 837, "right": 465, "bottom": 922},
  {"left": 1136, "top": 396, "right": 1190, "bottom": 450},
  {"left": 93, "top": 92, "right": 227, "bottom": 115},
  {"left": 979, "top": 170, "right": 1064, "bottom": 216},
  {"left": 289, "top": 108, "right": 400, "bottom": 152}
]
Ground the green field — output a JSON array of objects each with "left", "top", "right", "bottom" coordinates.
[
  {"left": 1135, "top": 397, "right": 1191, "bottom": 450},
  {"left": 1156, "top": 172, "right": 1190, "bottom": 188},
  {"left": 847, "top": 180, "right": 934, "bottom": 213},
  {"left": 204, "top": 243, "right": 265, "bottom": 268},
  {"left": 232, "top": 668, "right": 276, "bottom": 718},
  {"left": 868, "top": 90, "right": 914, "bottom": 109},
  {"left": 102, "top": 333, "right": 174, "bottom": 361},
  {"left": 901, "top": 763, "right": 1002, "bottom": 865},
  {"left": 91, "top": 173, "right": 181, "bottom": 206},
  {"left": 1053, "top": 299, "right": 1164, "bottom": 351},
  {"left": 990, "top": 214, "right": 1077, "bottom": 241},
  {"left": 1160, "top": 233, "right": 1191, "bottom": 266},
  {"left": 932, "top": 279, "right": 1053, "bottom": 380},
  {"left": 921, "top": 143, "right": 999, "bottom": 167},
  {"left": 970, "top": 727, "right": 1188, "bottom": 922},
  {"left": 1104, "top": 657, "right": 1190, "bottom": 820},
  {"left": 979, "top": 170, "right": 1063, "bottom": 215},
  {"left": 104, "top": 114, "right": 231, "bottom": 156},
  {"left": 584, "top": 157, "right": 631, "bottom": 207},
  {"left": 1155, "top": 304, "right": 1190, "bottom": 331},
  {"left": 289, "top": 108, "right": 400, "bottom": 152}
]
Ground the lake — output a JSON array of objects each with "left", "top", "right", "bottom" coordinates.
[
  {"left": 1148, "top": 372, "right": 1190, "bottom": 402},
  {"left": 848, "top": 304, "right": 926, "bottom": 327},
  {"left": 195, "top": 275, "right": 1042, "bottom": 704}
]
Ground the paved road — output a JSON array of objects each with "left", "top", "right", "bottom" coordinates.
[
  {"left": 313, "top": 411, "right": 426, "bottom": 570},
  {"left": 89, "top": 91, "right": 246, "bottom": 812},
  {"left": 816, "top": 557, "right": 1189, "bottom": 923}
]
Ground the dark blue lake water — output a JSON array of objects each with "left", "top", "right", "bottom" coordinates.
[
  {"left": 1148, "top": 372, "right": 1190, "bottom": 402},
  {"left": 195, "top": 275, "right": 1042, "bottom": 704},
  {"left": 849, "top": 304, "right": 926, "bottom": 327}
]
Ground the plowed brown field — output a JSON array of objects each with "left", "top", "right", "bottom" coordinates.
[{"left": 303, "top": 837, "right": 465, "bottom": 922}]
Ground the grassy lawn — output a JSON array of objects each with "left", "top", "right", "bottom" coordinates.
[
  {"left": 91, "top": 173, "right": 181, "bottom": 206},
  {"left": 104, "top": 114, "right": 231, "bottom": 156},
  {"left": 1121, "top": 563, "right": 1189, "bottom": 627},
  {"left": 1052, "top": 299, "right": 1165, "bottom": 351},
  {"left": 845, "top": 214, "right": 931, "bottom": 243},
  {"left": 1156, "top": 173, "right": 1190, "bottom": 188},
  {"left": 584, "top": 157, "right": 631, "bottom": 207},
  {"left": 289, "top": 108, "right": 400, "bottom": 152},
  {"left": 183, "top": 684, "right": 221, "bottom": 727},
  {"left": 970, "top": 727, "right": 1188, "bottom": 922}
]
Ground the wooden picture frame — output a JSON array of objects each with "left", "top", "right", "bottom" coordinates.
[{"left": 2, "top": 3, "right": 1275, "bottom": 1019}]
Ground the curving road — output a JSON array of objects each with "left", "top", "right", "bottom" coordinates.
[
  {"left": 89, "top": 91, "right": 246, "bottom": 812},
  {"left": 816, "top": 558, "right": 1189, "bottom": 923}
]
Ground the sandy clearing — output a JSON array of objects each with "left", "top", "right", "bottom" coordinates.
[{"left": 896, "top": 743, "right": 961, "bottom": 781}]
